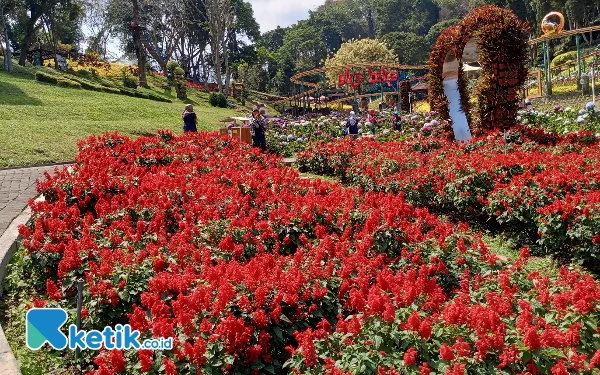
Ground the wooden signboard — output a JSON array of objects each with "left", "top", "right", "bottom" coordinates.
[{"left": 526, "top": 70, "right": 543, "bottom": 99}]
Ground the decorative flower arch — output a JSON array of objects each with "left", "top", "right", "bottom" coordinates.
[{"left": 428, "top": 5, "right": 530, "bottom": 137}]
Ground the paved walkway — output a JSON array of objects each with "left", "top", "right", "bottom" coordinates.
[{"left": 0, "top": 166, "right": 61, "bottom": 236}]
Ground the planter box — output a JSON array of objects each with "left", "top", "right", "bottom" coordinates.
[{"left": 220, "top": 127, "right": 252, "bottom": 145}]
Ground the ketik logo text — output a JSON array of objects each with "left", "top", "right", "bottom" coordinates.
[{"left": 338, "top": 67, "right": 399, "bottom": 88}]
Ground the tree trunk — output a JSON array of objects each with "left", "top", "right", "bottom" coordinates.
[
  {"left": 199, "top": 50, "right": 208, "bottom": 92},
  {"left": 19, "top": 17, "right": 38, "bottom": 66},
  {"left": 367, "top": 8, "right": 375, "bottom": 39},
  {"left": 1, "top": 8, "right": 12, "bottom": 72},
  {"left": 132, "top": 0, "right": 148, "bottom": 87},
  {"left": 224, "top": 48, "right": 230, "bottom": 97},
  {"left": 214, "top": 46, "right": 222, "bottom": 93}
]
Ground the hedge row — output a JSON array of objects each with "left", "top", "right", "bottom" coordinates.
[
  {"left": 118, "top": 87, "right": 172, "bottom": 103},
  {"left": 35, "top": 71, "right": 172, "bottom": 103}
]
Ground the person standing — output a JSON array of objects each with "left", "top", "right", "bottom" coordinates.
[
  {"left": 368, "top": 109, "right": 377, "bottom": 135},
  {"left": 250, "top": 108, "right": 267, "bottom": 151},
  {"left": 345, "top": 111, "right": 359, "bottom": 139},
  {"left": 182, "top": 104, "right": 198, "bottom": 133},
  {"left": 392, "top": 111, "right": 402, "bottom": 131}
]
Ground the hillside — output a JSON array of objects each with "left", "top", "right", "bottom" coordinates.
[{"left": 0, "top": 69, "right": 243, "bottom": 168}]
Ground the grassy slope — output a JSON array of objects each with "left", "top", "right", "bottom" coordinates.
[{"left": 0, "top": 70, "right": 241, "bottom": 168}]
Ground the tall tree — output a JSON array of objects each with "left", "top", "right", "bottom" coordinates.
[
  {"left": 0, "top": 0, "right": 16, "bottom": 71},
  {"left": 131, "top": 0, "right": 148, "bottom": 86},
  {"left": 324, "top": 38, "right": 396, "bottom": 86},
  {"left": 203, "top": 0, "right": 233, "bottom": 94},
  {"left": 375, "top": 0, "right": 439, "bottom": 36},
  {"left": 41, "top": 0, "right": 82, "bottom": 67},
  {"left": 225, "top": 0, "right": 259, "bottom": 92},
  {"left": 308, "top": 4, "right": 366, "bottom": 54},
  {"left": 259, "top": 26, "right": 287, "bottom": 52},
  {"left": 18, "top": 0, "right": 66, "bottom": 65},
  {"left": 382, "top": 31, "right": 429, "bottom": 64},
  {"left": 83, "top": 0, "right": 116, "bottom": 59}
]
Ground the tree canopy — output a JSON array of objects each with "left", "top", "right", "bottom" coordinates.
[{"left": 324, "top": 38, "right": 397, "bottom": 85}]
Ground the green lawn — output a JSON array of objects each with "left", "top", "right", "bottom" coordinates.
[{"left": 0, "top": 71, "right": 242, "bottom": 168}]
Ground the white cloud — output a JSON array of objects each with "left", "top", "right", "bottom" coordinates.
[{"left": 247, "top": 0, "right": 325, "bottom": 33}]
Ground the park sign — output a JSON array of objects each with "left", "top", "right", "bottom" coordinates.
[{"left": 337, "top": 66, "right": 399, "bottom": 88}]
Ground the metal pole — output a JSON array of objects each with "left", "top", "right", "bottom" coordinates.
[
  {"left": 592, "top": 62, "right": 596, "bottom": 105},
  {"left": 75, "top": 278, "right": 84, "bottom": 360},
  {"left": 302, "top": 84, "right": 306, "bottom": 114},
  {"left": 576, "top": 34, "right": 582, "bottom": 90},
  {"left": 323, "top": 73, "right": 328, "bottom": 109},
  {"left": 380, "top": 67, "right": 384, "bottom": 105},
  {"left": 352, "top": 67, "right": 357, "bottom": 111},
  {"left": 397, "top": 71, "right": 401, "bottom": 111},
  {"left": 544, "top": 41, "right": 551, "bottom": 96}
]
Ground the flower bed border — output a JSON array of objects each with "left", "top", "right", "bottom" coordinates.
[{"left": 0, "top": 199, "right": 41, "bottom": 375}]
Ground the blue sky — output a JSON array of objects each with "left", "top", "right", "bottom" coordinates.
[{"left": 247, "top": 0, "right": 325, "bottom": 33}]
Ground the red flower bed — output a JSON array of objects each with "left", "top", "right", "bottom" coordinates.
[
  {"left": 298, "top": 127, "right": 600, "bottom": 264},
  {"left": 16, "top": 131, "right": 600, "bottom": 374}
]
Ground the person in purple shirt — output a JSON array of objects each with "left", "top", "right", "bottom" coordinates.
[{"left": 182, "top": 104, "right": 198, "bottom": 132}]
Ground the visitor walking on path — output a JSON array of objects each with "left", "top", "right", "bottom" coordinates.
[
  {"left": 345, "top": 111, "right": 359, "bottom": 139},
  {"left": 392, "top": 111, "right": 402, "bottom": 132},
  {"left": 368, "top": 109, "right": 377, "bottom": 135},
  {"left": 182, "top": 104, "right": 198, "bottom": 132},
  {"left": 250, "top": 108, "right": 267, "bottom": 151}
]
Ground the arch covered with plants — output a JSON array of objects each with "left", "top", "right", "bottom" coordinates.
[{"left": 428, "top": 5, "right": 529, "bottom": 136}]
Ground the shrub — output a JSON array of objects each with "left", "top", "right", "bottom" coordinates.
[
  {"left": 56, "top": 78, "right": 81, "bottom": 89},
  {"left": 118, "top": 88, "right": 172, "bottom": 103},
  {"left": 133, "top": 91, "right": 150, "bottom": 99},
  {"left": 209, "top": 92, "right": 227, "bottom": 108},
  {"left": 123, "top": 76, "right": 138, "bottom": 88},
  {"left": 101, "top": 86, "right": 121, "bottom": 94},
  {"left": 68, "top": 77, "right": 103, "bottom": 92},
  {"left": 13, "top": 131, "right": 600, "bottom": 375},
  {"left": 35, "top": 71, "right": 58, "bottom": 85},
  {"left": 551, "top": 51, "right": 577, "bottom": 67},
  {"left": 75, "top": 69, "right": 93, "bottom": 79},
  {"left": 119, "top": 88, "right": 137, "bottom": 97}
]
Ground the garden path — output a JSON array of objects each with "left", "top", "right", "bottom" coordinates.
[{"left": 0, "top": 165, "right": 63, "bottom": 236}]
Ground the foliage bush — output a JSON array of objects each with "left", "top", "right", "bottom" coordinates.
[
  {"left": 324, "top": 38, "right": 397, "bottom": 85},
  {"left": 297, "top": 126, "right": 600, "bottom": 266},
  {"left": 123, "top": 76, "right": 138, "bottom": 89},
  {"left": 551, "top": 51, "right": 578, "bottom": 68},
  {"left": 35, "top": 71, "right": 59, "bottom": 85},
  {"left": 118, "top": 88, "right": 172, "bottom": 103},
  {"left": 101, "top": 86, "right": 121, "bottom": 94},
  {"left": 68, "top": 77, "right": 103, "bottom": 92},
  {"left": 209, "top": 92, "right": 227, "bottom": 107},
  {"left": 75, "top": 69, "right": 94, "bottom": 79},
  {"left": 56, "top": 78, "right": 81, "bottom": 89},
  {"left": 10, "top": 131, "right": 600, "bottom": 375}
]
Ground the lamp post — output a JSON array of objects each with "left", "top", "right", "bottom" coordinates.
[
  {"left": 593, "top": 61, "right": 596, "bottom": 105},
  {"left": 593, "top": 44, "right": 600, "bottom": 105}
]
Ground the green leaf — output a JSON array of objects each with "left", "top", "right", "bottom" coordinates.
[{"left": 373, "top": 335, "right": 383, "bottom": 350}]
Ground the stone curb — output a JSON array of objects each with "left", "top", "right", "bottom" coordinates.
[
  {"left": 0, "top": 197, "right": 44, "bottom": 375},
  {"left": 0, "top": 161, "right": 74, "bottom": 172}
]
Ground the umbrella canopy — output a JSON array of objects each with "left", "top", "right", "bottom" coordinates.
[
  {"left": 411, "top": 82, "right": 428, "bottom": 92},
  {"left": 462, "top": 62, "right": 481, "bottom": 72}
]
